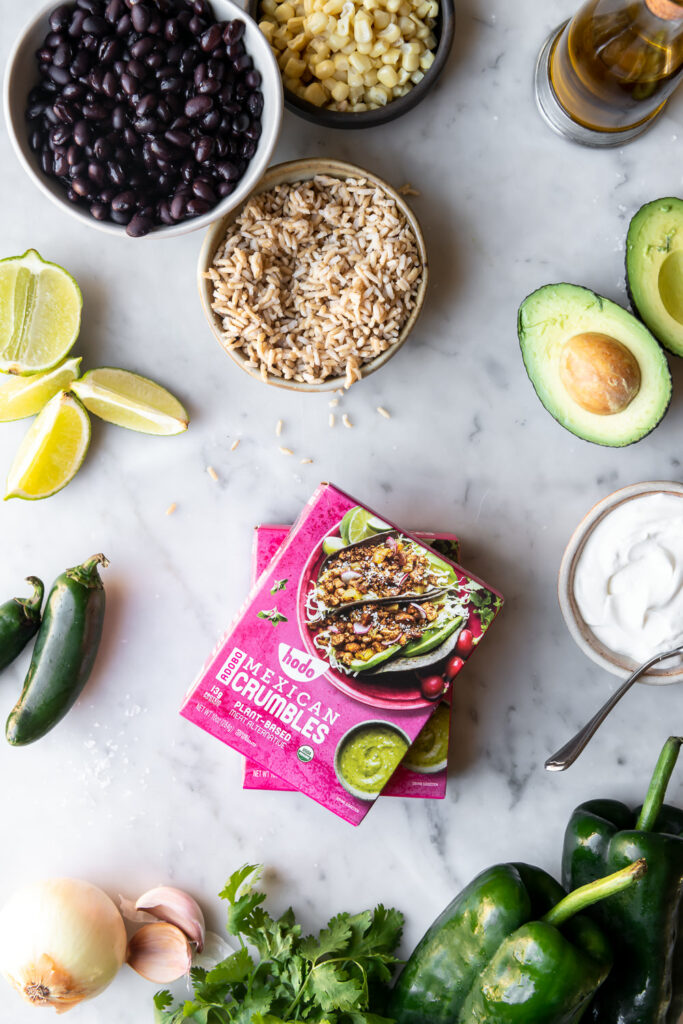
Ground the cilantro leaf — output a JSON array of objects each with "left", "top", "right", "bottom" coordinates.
[
  {"left": 258, "top": 608, "right": 288, "bottom": 626},
  {"left": 206, "top": 949, "right": 254, "bottom": 987},
  {"left": 301, "top": 914, "right": 353, "bottom": 962},
  {"left": 308, "top": 964, "right": 363, "bottom": 1013},
  {"left": 271, "top": 579, "right": 288, "bottom": 593}
]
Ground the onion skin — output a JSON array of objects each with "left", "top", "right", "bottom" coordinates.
[{"left": 0, "top": 878, "right": 127, "bottom": 1013}]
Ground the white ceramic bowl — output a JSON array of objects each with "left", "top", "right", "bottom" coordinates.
[
  {"left": 3, "top": 0, "right": 283, "bottom": 239},
  {"left": 558, "top": 481, "right": 683, "bottom": 685}
]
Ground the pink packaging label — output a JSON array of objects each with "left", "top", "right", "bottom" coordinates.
[
  {"left": 244, "top": 525, "right": 462, "bottom": 800},
  {"left": 181, "top": 483, "right": 503, "bottom": 825}
]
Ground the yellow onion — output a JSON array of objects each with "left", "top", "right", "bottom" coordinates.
[{"left": 0, "top": 878, "right": 127, "bottom": 1013}]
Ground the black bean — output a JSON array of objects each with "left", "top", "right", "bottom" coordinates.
[
  {"left": 167, "top": 43, "right": 184, "bottom": 64},
  {"left": 217, "top": 160, "right": 239, "bottom": 181},
  {"left": 123, "top": 127, "right": 139, "bottom": 147},
  {"left": 200, "top": 24, "right": 222, "bottom": 52},
  {"left": 111, "top": 105, "right": 127, "bottom": 130},
  {"left": 165, "top": 129, "right": 191, "bottom": 148},
  {"left": 90, "top": 202, "right": 109, "bottom": 219},
  {"left": 82, "top": 15, "right": 107, "bottom": 35},
  {"left": 77, "top": 0, "right": 101, "bottom": 13},
  {"left": 156, "top": 99, "right": 172, "bottom": 122},
  {"left": 88, "top": 161, "right": 106, "bottom": 185},
  {"left": 69, "top": 160, "right": 87, "bottom": 178},
  {"left": 50, "top": 124, "right": 72, "bottom": 147},
  {"left": 131, "top": 4, "right": 151, "bottom": 32},
  {"left": 54, "top": 152, "right": 70, "bottom": 176},
  {"left": 186, "top": 197, "right": 210, "bottom": 216},
  {"left": 215, "top": 135, "right": 229, "bottom": 157},
  {"left": 170, "top": 115, "right": 190, "bottom": 129},
  {"left": 53, "top": 99, "right": 75, "bottom": 122},
  {"left": 232, "top": 112, "right": 249, "bottom": 133},
  {"left": 245, "top": 69, "right": 261, "bottom": 89},
  {"left": 50, "top": 5, "right": 71, "bottom": 31},
  {"left": 146, "top": 51, "right": 164, "bottom": 69},
  {"left": 233, "top": 54, "right": 252, "bottom": 73},
  {"left": 62, "top": 82, "right": 84, "bottom": 101},
  {"left": 170, "top": 193, "right": 186, "bottom": 219},
  {"left": 198, "top": 77, "right": 220, "bottom": 95},
  {"left": 45, "top": 30, "right": 66, "bottom": 47},
  {"left": 44, "top": 106, "right": 60, "bottom": 125},
  {"left": 111, "top": 190, "right": 136, "bottom": 212},
  {"left": 179, "top": 48, "right": 197, "bottom": 75},
  {"left": 83, "top": 102, "right": 107, "bottom": 119},
  {"left": 240, "top": 139, "right": 256, "bottom": 159},
  {"left": 101, "top": 71, "right": 116, "bottom": 97},
  {"left": 160, "top": 75, "right": 184, "bottom": 93},
  {"left": 188, "top": 16, "right": 205, "bottom": 35},
  {"left": 72, "top": 177, "right": 92, "bottom": 197},
  {"left": 52, "top": 44, "right": 71, "bottom": 68},
  {"left": 134, "top": 115, "right": 159, "bottom": 134},
  {"left": 193, "top": 62, "right": 207, "bottom": 88},
  {"left": 126, "top": 212, "right": 152, "bottom": 236},
  {"left": 26, "top": 101, "right": 47, "bottom": 121},
  {"left": 192, "top": 135, "right": 213, "bottom": 161},
  {"left": 199, "top": 110, "right": 219, "bottom": 132},
  {"left": 69, "top": 10, "right": 87, "bottom": 36},
  {"left": 226, "top": 41, "right": 245, "bottom": 61},
  {"left": 245, "top": 119, "right": 261, "bottom": 140},
  {"left": 70, "top": 50, "right": 91, "bottom": 76},
  {"left": 29, "top": 129, "right": 43, "bottom": 151},
  {"left": 110, "top": 208, "right": 132, "bottom": 224},
  {"left": 158, "top": 200, "right": 174, "bottom": 224},
  {"left": 107, "top": 160, "right": 126, "bottom": 185},
  {"left": 40, "top": 149, "right": 53, "bottom": 174},
  {"left": 180, "top": 158, "right": 194, "bottom": 182},
  {"left": 185, "top": 94, "right": 212, "bottom": 117},
  {"left": 148, "top": 14, "right": 163, "bottom": 35},
  {"left": 194, "top": 0, "right": 210, "bottom": 16},
  {"left": 192, "top": 179, "right": 216, "bottom": 203},
  {"left": 247, "top": 90, "right": 263, "bottom": 117},
  {"left": 223, "top": 19, "right": 245, "bottom": 43},
  {"left": 217, "top": 180, "right": 235, "bottom": 197},
  {"left": 48, "top": 65, "right": 72, "bottom": 86},
  {"left": 115, "top": 13, "right": 132, "bottom": 35},
  {"left": 104, "top": 0, "right": 124, "bottom": 22},
  {"left": 65, "top": 187, "right": 80, "bottom": 202},
  {"left": 67, "top": 144, "right": 82, "bottom": 165},
  {"left": 207, "top": 58, "right": 224, "bottom": 79},
  {"left": 131, "top": 36, "right": 155, "bottom": 58},
  {"left": 93, "top": 136, "right": 111, "bottom": 159}
]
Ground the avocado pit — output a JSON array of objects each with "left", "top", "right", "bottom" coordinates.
[{"left": 560, "top": 332, "right": 641, "bottom": 415}]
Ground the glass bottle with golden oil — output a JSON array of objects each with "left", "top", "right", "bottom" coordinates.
[{"left": 535, "top": 0, "right": 683, "bottom": 145}]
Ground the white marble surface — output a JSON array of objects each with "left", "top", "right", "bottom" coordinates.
[{"left": 2, "top": 0, "right": 683, "bottom": 1019}]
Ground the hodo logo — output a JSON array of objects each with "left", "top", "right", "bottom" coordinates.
[{"left": 278, "top": 643, "right": 329, "bottom": 683}]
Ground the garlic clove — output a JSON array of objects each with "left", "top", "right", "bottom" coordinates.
[
  {"left": 126, "top": 923, "right": 192, "bottom": 984},
  {"left": 135, "top": 886, "right": 206, "bottom": 952},
  {"left": 118, "top": 895, "right": 158, "bottom": 925}
]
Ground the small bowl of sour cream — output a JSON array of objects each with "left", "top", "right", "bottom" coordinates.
[{"left": 559, "top": 481, "right": 683, "bottom": 684}]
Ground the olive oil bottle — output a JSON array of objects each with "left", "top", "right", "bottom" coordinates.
[{"left": 535, "top": 0, "right": 683, "bottom": 145}]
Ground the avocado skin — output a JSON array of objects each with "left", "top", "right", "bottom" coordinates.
[
  {"left": 625, "top": 197, "right": 683, "bottom": 358},
  {"left": 518, "top": 282, "right": 672, "bottom": 448}
]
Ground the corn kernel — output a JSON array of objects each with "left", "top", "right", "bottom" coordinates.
[
  {"left": 424, "top": 30, "right": 436, "bottom": 46},
  {"left": 397, "top": 66, "right": 410, "bottom": 83},
  {"left": 288, "top": 31, "right": 308, "bottom": 49},
  {"left": 373, "top": 9, "right": 391, "bottom": 27},
  {"left": 370, "top": 38, "right": 389, "bottom": 55},
  {"left": 347, "top": 69, "right": 364, "bottom": 86},
  {"left": 349, "top": 84, "right": 364, "bottom": 100},
  {"left": 259, "top": 18, "right": 275, "bottom": 40},
  {"left": 410, "top": 69, "right": 424, "bottom": 83},
  {"left": 420, "top": 49, "right": 434, "bottom": 69},
  {"left": 401, "top": 51, "right": 420, "bottom": 70},
  {"left": 315, "top": 58, "right": 336, "bottom": 77},
  {"left": 362, "top": 68, "right": 378, "bottom": 85},
  {"left": 305, "top": 10, "right": 328, "bottom": 31},
  {"left": 377, "top": 64, "right": 398, "bottom": 87},
  {"left": 284, "top": 55, "right": 307, "bottom": 76},
  {"left": 328, "top": 32, "right": 349, "bottom": 48},
  {"left": 349, "top": 51, "right": 372, "bottom": 71},
  {"left": 275, "top": 2, "right": 295, "bottom": 21},
  {"left": 303, "top": 81, "right": 328, "bottom": 104},
  {"left": 356, "top": 40, "right": 373, "bottom": 53},
  {"left": 287, "top": 15, "right": 305, "bottom": 31},
  {"left": 330, "top": 79, "right": 350, "bottom": 100},
  {"left": 322, "top": 0, "right": 345, "bottom": 13},
  {"left": 381, "top": 46, "right": 401, "bottom": 63},
  {"left": 354, "top": 13, "right": 372, "bottom": 41},
  {"left": 262, "top": 0, "right": 277, "bottom": 13},
  {"left": 367, "top": 84, "right": 390, "bottom": 104},
  {"left": 379, "top": 22, "right": 401, "bottom": 41},
  {"left": 333, "top": 52, "right": 350, "bottom": 69}
]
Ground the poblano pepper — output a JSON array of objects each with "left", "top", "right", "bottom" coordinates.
[
  {"left": 562, "top": 735, "right": 683, "bottom": 1024},
  {"left": 389, "top": 858, "right": 646, "bottom": 1024}
]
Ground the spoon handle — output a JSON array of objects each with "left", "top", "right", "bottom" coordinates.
[{"left": 545, "top": 644, "right": 683, "bottom": 772}]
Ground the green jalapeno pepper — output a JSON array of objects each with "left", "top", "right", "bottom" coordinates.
[
  {"left": 6, "top": 554, "right": 108, "bottom": 746},
  {"left": 0, "top": 577, "right": 43, "bottom": 672}
]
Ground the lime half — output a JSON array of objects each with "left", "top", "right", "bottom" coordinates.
[
  {"left": 6, "top": 390, "right": 90, "bottom": 500},
  {"left": 0, "top": 250, "right": 82, "bottom": 375},
  {"left": 367, "top": 515, "right": 391, "bottom": 533},
  {"left": 345, "top": 507, "right": 375, "bottom": 545},
  {"left": 0, "top": 357, "right": 82, "bottom": 422},
  {"left": 71, "top": 368, "right": 188, "bottom": 435},
  {"left": 323, "top": 536, "right": 346, "bottom": 556}
]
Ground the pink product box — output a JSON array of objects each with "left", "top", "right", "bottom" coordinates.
[
  {"left": 181, "top": 483, "right": 503, "bottom": 826},
  {"left": 243, "top": 524, "right": 464, "bottom": 800}
]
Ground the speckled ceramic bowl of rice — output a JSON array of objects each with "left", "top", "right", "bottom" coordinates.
[{"left": 197, "top": 157, "right": 428, "bottom": 392}]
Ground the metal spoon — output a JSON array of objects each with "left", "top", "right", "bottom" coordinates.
[{"left": 545, "top": 643, "right": 683, "bottom": 772}]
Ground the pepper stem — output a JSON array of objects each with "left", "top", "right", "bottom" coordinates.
[
  {"left": 67, "top": 553, "right": 109, "bottom": 587},
  {"left": 17, "top": 576, "right": 44, "bottom": 612},
  {"left": 636, "top": 736, "right": 683, "bottom": 832},
  {"left": 542, "top": 859, "right": 647, "bottom": 927}
]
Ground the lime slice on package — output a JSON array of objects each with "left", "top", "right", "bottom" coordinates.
[
  {"left": 71, "top": 368, "right": 188, "bottom": 435},
  {"left": 0, "top": 250, "right": 82, "bottom": 375},
  {"left": 5, "top": 390, "right": 90, "bottom": 500},
  {"left": 0, "top": 357, "right": 81, "bottom": 422}
]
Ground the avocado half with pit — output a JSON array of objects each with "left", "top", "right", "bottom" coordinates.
[
  {"left": 627, "top": 197, "right": 683, "bottom": 356},
  {"left": 518, "top": 283, "right": 672, "bottom": 447}
]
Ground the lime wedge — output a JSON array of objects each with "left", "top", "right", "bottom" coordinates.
[
  {"left": 71, "top": 368, "right": 188, "bottom": 435},
  {"left": 5, "top": 390, "right": 90, "bottom": 500},
  {"left": 345, "top": 507, "right": 375, "bottom": 545},
  {"left": 0, "top": 250, "right": 82, "bottom": 375},
  {"left": 323, "top": 536, "right": 346, "bottom": 556},
  {"left": 367, "top": 515, "right": 391, "bottom": 533},
  {"left": 0, "top": 357, "right": 82, "bottom": 422}
]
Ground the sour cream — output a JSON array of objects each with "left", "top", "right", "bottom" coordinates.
[{"left": 574, "top": 492, "right": 683, "bottom": 664}]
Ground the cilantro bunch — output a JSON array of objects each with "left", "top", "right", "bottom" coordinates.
[{"left": 154, "top": 865, "right": 404, "bottom": 1024}]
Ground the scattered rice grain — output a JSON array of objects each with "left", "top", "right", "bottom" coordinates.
[
  {"left": 165, "top": 503, "right": 177, "bottom": 516},
  {"left": 300, "top": 457, "right": 313, "bottom": 464},
  {"left": 230, "top": 439, "right": 240, "bottom": 451},
  {"left": 275, "top": 419, "right": 283, "bottom": 436},
  {"left": 342, "top": 413, "right": 353, "bottom": 429},
  {"left": 398, "top": 183, "right": 421, "bottom": 196},
  {"left": 329, "top": 398, "right": 339, "bottom": 408},
  {"left": 329, "top": 413, "right": 336, "bottom": 428},
  {"left": 377, "top": 406, "right": 391, "bottom": 419},
  {"left": 279, "top": 446, "right": 294, "bottom": 456},
  {"left": 207, "top": 465, "right": 219, "bottom": 482}
]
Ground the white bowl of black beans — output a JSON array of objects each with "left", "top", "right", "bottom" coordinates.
[{"left": 4, "top": 0, "right": 283, "bottom": 237}]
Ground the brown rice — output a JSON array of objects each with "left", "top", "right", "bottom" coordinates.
[{"left": 206, "top": 175, "right": 422, "bottom": 387}]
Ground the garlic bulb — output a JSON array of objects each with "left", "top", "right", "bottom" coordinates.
[{"left": 0, "top": 878, "right": 127, "bottom": 1013}]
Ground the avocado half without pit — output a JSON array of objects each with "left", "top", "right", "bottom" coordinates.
[
  {"left": 627, "top": 197, "right": 683, "bottom": 357},
  {"left": 518, "top": 283, "right": 672, "bottom": 446}
]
